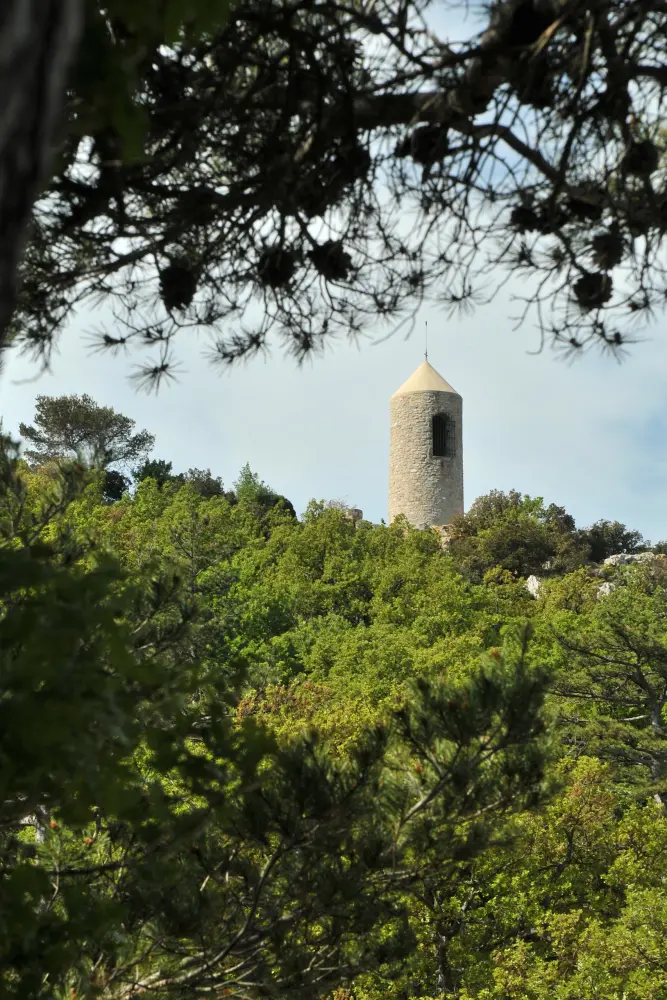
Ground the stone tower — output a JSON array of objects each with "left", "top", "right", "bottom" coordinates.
[{"left": 388, "top": 360, "right": 463, "bottom": 528}]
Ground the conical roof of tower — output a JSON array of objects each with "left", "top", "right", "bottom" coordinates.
[{"left": 391, "top": 360, "right": 459, "bottom": 398}]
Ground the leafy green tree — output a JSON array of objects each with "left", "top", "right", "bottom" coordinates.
[
  {"left": 414, "top": 757, "right": 667, "bottom": 1000},
  {"left": 235, "top": 463, "right": 296, "bottom": 518},
  {"left": 576, "top": 518, "right": 648, "bottom": 562},
  {"left": 8, "top": 398, "right": 667, "bottom": 1000},
  {"left": 0, "top": 436, "right": 190, "bottom": 994},
  {"left": 184, "top": 504, "right": 534, "bottom": 738},
  {"left": 447, "top": 491, "right": 587, "bottom": 582},
  {"left": 19, "top": 393, "right": 154, "bottom": 471},
  {"left": 542, "top": 561, "right": 667, "bottom": 801},
  {"left": 133, "top": 456, "right": 175, "bottom": 486},
  {"left": 235, "top": 463, "right": 269, "bottom": 501},
  {"left": 132, "top": 461, "right": 237, "bottom": 501},
  {"left": 102, "top": 467, "right": 130, "bottom": 502},
  {"left": 179, "top": 466, "right": 236, "bottom": 501},
  {"left": 0, "top": 438, "right": 550, "bottom": 998}
]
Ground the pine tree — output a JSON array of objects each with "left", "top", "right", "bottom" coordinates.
[{"left": 19, "top": 393, "right": 154, "bottom": 470}]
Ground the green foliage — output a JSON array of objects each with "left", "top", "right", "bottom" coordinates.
[
  {"left": 5, "top": 397, "right": 667, "bottom": 999},
  {"left": 19, "top": 393, "right": 154, "bottom": 471},
  {"left": 540, "top": 560, "right": 667, "bottom": 799},
  {"left": 133, "top": 459, "right": 238, "bottom": 502},
  {"left": 0, "top": 439, "right": 551, "bottom": 999},
  {"left": 132, "top": 456, "right": 175, "bottom": 486},
  {"left": 428, "top": 757, "right": 667, "bottom": 1000},
  {"left": 577, "top": 518, "right": 648, "bottom": 562},
  {"left": 447, "top": 490, "right": 648, "bottom": 582},
  {"left": 447, "top": 491, "right": 582, "bottom": 581},
  {"left": 177, "top": 465, "right": 233, "bottom": 499},
  {"left": 234, "top": 462, "right": 271, "bottom": 503},
  {"left": 103, "top": 467, "right": 130, "bottom": 502},
  {"left": 234, "top": 462, "right": 296, "bottom": 518}
]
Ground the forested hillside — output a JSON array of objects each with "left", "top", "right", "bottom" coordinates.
[
  {"left": 4, "top": 0, "right": 667, "bottom": 994},
  {"left": 2, "top": 401, "right": 667, "bottom": 998}
]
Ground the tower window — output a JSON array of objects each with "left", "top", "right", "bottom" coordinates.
[{"left": 432, "top": 413, "right": 455, "bottom": 457}]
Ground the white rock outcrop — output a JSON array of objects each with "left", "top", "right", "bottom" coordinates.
[{"left": 603, "top": 551, "right": 660, "bottom": 567}]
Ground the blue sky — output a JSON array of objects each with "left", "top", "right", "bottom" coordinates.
[{"left": 2, "top": 286, "right": 667, "bottom": 542}]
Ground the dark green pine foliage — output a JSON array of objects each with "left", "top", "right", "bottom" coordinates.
[
  {"left": 133, "top": 457, "right": 176, "bottom": 487},
  {"left": 576, "top": 518, "right": 648, "bottom": 562},
  {"left": 547, "top": 561, "right": 667, "bottom": 802},
  {"left": 447, "top": 490, "right": 650, "bottom": 581},
  {"left": 19, "top": 393, "right": 154, "bottom": 471}
]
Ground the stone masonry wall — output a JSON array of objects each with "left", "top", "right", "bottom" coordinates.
[{"left": 389, "top": 390, "right": 463, "bottom": 528}]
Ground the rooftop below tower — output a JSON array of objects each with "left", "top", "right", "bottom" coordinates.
[{"left": 391, "top": 360, "right": 459, "bottom": 398}]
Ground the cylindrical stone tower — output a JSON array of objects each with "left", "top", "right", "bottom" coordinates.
[{"left": 389, "top": 360, "right": 463, "bottom": 528}]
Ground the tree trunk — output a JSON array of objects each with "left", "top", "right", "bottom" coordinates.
[{"left": 0, "top": 0, "right": 82, "bottom": 358}]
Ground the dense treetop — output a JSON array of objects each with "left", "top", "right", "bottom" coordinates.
[{"left": 19, "top": 392, "right": 154, "bottom": 471}]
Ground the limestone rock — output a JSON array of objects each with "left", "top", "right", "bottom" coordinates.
[
  {"left": 344, "top": 508, "right": 363, "bottom": 523},
  {"left": 603, "top": 551, "right": 660, "bottom": 566}
]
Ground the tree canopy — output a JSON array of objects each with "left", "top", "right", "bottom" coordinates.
[
  {"left": 0, "top": 433, "right": 548, "bottom": 998},
  {"left": 446, "top": 490, "right": 629, "bottom": 581},
  {"left": 19, "top": 393, "right": 154, "bottom": 470},
  {"left": 0, "top": 0, "right": 235, "bottom": 353},
  {"left": 2, "top": 0, "right": 666, "bottom": 388},
  {"left": 3, "top": 436, "right": 667, "bottom": 997},
  {"left": 6, "top": 380, "right": 667, "bottom": 1000},
  {"left": 5, "top": 394, "right": 667, "bottom": 998}
]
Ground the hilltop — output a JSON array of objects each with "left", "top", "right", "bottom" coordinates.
[{"left": 3, "top": 426, "right": 667, "bottom": 998}]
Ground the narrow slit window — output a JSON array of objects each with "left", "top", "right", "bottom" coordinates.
[{"left": 432, "top": 413, "right": 454, "bottom": 457}]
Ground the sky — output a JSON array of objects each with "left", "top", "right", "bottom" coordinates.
[{"left": 2, "top": 289, "right": 667, "bottom": 542}]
